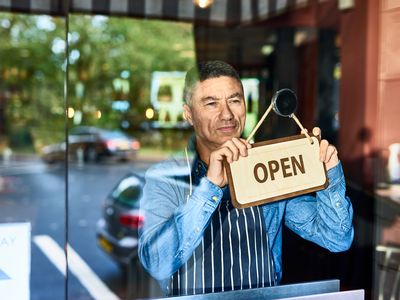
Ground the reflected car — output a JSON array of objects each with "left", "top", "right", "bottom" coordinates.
[
  {"left": 41, "top": 126, "right": 140, "bottom": 163},
  {"left": 96, "top": 173, "right": 145, "bottom": 270}
]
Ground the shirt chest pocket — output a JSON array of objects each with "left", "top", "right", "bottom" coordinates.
[{"left": 262, "top": 205, "right": 279, "bottom": 234}]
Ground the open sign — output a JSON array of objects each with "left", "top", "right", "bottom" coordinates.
[{"left": 225, "top": 134, "right": 328, "bottom": 209}]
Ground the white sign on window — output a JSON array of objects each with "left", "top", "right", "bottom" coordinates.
[{"left": 0, "top": 222, "right": 31, "bottom": 300}]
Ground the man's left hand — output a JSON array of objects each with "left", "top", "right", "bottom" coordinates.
[{"left": 304, "top": 127, "right": 339, "bottom": 171}]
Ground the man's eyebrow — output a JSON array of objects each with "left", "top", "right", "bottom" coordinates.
[
  {"left": 200, "top": 96, "right": 220, "bottom": 102},
  {"left": 200, "top": 92, "right": 243, "bottom": 102},
  {"left": 227, "top": 92, "right": 243, "bottom": 99}
]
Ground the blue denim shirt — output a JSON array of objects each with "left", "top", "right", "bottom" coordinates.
[{"left": 138, "top": 149, "right": 354, "bottom": 294}]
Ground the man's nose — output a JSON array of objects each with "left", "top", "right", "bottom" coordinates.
[{"left": 220, "top": 102, "right": 234, "bottom": 120}]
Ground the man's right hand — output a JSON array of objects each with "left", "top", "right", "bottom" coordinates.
[{"left": 206, "top": 138, "right": 252, "bottom": 187}]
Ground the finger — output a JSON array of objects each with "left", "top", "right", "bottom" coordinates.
[
  {"left": 312, "top": 127, "right": 321, "bottom": 138},
  {"left": 325, "top": 145, "right": 337, "bottom": 163},
  {"left": 216, "top": 145, "right": 236, "bottom": 163},
  {"left": 222, "top": 140, "right": 240, "bottom": 161},
  {"left": 210, "top": 146, "right": 233, "bottom": 163},
  {"left": 231, "top": 138, "right": 250, "bottom": 157},
  {"left": 239, "top": 138, "right": 252, "bottom": 149},
  {"left": 319, "top": 139, "right": 329, "bottom": 162}
]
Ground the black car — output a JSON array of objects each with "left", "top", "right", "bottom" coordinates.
[
  {"left": 96, "top": 173, "right": 145, "bottom": 269},
  {"left": 41, "top": 126, "right": 140, "bottom": 163}
]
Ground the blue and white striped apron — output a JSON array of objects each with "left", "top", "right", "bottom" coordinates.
[{"left": 170, "top": 191, "right": 277, "bottom": 296}]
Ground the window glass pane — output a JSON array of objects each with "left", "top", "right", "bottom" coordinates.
[
  {"left": 67, "top": 14, "right": 195, "bottom": 299},
  {"left": 0, "top": 12, "right": 66, "bottom": 300},
  {"left": 3, "top": 3, "right": 385, "bottom": 299}
]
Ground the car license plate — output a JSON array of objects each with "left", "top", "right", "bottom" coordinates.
[
  {"left": 116, "top": 141, "right": 129, "bottom": 150},
  {"left": 98, "top": 236, "right": 113, "bottom": 253}
]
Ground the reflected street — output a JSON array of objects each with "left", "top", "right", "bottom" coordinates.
[{"left": 0, "top": 155, "right": 163, "bottom": 300}]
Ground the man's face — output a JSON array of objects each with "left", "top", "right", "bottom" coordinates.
[{"left": 184, "top": 76, "right": 246, "bottom": 151}]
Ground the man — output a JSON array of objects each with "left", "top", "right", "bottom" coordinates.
[{"left": 139, "top": 60, "right": 354, "bottom": 296}]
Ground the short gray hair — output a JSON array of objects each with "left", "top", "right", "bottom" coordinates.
[{"left": 183, "top": 60, "right": 242, "bottom": 105}]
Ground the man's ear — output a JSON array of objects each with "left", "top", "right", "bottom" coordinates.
[{"left": 183, "top": 104, "right": 193, "bottom": 126}]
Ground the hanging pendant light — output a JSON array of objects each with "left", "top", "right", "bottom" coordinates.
[{"left": 193, "top": 0, "right": 214, "bottom": 9}]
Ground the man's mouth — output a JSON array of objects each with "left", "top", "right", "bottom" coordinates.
[{"left": 217, "top": 125, "right": 237, "bottom": 133}]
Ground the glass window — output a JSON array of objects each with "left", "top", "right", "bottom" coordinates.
[
  {"left": 0, "top": 12, "right": 66, "bottom": 300},
  {"left": 66, "top": 15, "right": 195, "bottom": 300},
  {"left": 3, "top": 2, "right": 393, "bottom": 299}
]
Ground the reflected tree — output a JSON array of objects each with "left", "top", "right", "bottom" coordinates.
[
  {"left": 0, "top": 13, "right": 195, "bottom": 152},
  {"left": 0, "top": 14, "right": 65, "bottom": 150}
]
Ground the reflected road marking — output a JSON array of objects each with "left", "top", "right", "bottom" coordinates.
[{"left": 33, "top": 235, "right": 120, "bottom": 300}]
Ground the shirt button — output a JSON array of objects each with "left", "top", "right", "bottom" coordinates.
[
  {"left": 212, "top": 196, "right": 218, "bottom": 202},
  {"left": 335, "top": 202, "right": 341, "bottom": 208},
  {"left": 195, "top": 227, "right": 200, "bottom": 233}
]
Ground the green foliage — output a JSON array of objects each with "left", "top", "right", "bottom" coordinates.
[
  {"left": 0, "top": 13, "right": 195, "bottom": 151},
  {"left": 68, "top": 15, "right": 195, "bottom": 130}
]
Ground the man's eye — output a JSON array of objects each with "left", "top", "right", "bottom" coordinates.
[
  {"left": 205, "top": 102, "right": 217, "bottom": 107},
  {"left": 229, "top": 98, "right": 241, "bottom": 104}
]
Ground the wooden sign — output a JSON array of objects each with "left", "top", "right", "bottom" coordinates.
[{"left": 225, "top": 134, "right": 328, "bottom": 208}]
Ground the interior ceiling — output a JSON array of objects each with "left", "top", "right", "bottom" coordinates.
[
  {"left": 195, "top": 25, "right": 276, "bottom": 72},
  {"left": 193, "top": 0, "right": 340, "bottom": 72}
]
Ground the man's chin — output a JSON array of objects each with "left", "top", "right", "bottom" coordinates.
[{"left": 217, "top": 132, "right": 242, "bottom": 142}]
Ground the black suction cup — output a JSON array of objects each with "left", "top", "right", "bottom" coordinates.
[{"left": 271, "top": 89, "right": 298, "bottom": 117}]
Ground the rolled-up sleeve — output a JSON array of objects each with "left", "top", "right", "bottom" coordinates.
[{"left": 139, "top": 163, "right": 222, "bottom": 281}]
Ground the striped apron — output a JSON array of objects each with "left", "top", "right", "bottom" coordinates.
[{"left": 170, "top": 190, "right": 277, "bottom": 296}]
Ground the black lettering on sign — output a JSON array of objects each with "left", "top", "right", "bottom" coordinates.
[
  {"left": 291, "top": 155, "right": 305, "bottom": 175},
  {"left": 254, "top": 163, "right": 268, "bottom": 183},
  {"left": 253, "top": 155, "right": 306, "bottom": 182},
  {"left": 268, "top": 160, "right": 279, "bottom": 180},
  {"left": 281, "top": 157, "right": 292, "bottom": 178}
]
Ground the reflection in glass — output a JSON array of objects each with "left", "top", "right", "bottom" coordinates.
[
  {"left": 0, "top": 12, "right": 66, "bottom": 300},
  {"left": 66, "top": 15, "right": 195, "bottom": 299}
]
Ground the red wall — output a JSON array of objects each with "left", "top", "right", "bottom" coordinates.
[
  {"left": 340, "top": 0, "right": 400, "bottom": 187},
  {"left": 379, "top": 2, "right": 400, "bottom": 156},
  {"left": 339, "top": 0, "right": 380, "bottom": 187}
]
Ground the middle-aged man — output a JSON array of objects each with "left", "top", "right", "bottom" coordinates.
[{"left": 139, "top": 60, "right": 354, "bottom": 296}]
